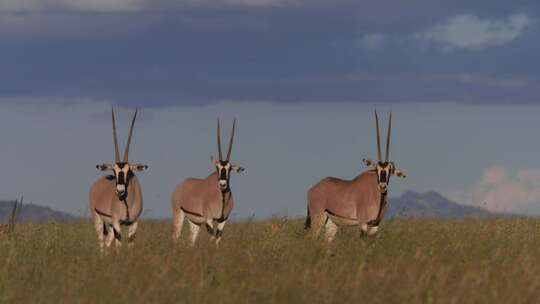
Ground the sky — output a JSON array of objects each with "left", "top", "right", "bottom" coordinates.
[{"left": 1, "top": 0, "right": 540, "bottom": 217}]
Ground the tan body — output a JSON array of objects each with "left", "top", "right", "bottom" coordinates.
[
  {"left": 89, "top": 108, "right": 148, "bottom": 253},
  {"left": 171, "top": 172, "right": 234, "bottom": 245},
  {"left": 89, "top": 175, "right": 143, "bottom": 251},
  {"left": 305, "top": 110, "right": 405, "bottom": 242},
  {"left": 307, "top": 171, "right": 385, "bottom": 241}
]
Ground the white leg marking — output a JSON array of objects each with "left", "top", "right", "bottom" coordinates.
[
  {"left": 215, "top": 221, "right": 227, "bottom": 245},
  {"left": 104, "top": 225, "right": 115, "bottom": 249},
  {"left": 188, "top": 220, "right": 200, "bottom": 247},
  {"left": 206, "top": 219, "right": 216, "bottom": 243},
  {"left": 325, "top": 218, "right": 338, "bottom": 243},
  {"left": 127, "top": 222, "right": 138, "bottom": 249},
  {"left": 113, "top": 221, "right": 122, "bottom": 250},
  {"left": 172, "top": 208, "right": 185, "bottom": 242},
  {"left": 367, "top": 225, "right": 379, "bottom": 236},
  {"left": 361, "top": 223, "right": 368, "bottom": 233}
]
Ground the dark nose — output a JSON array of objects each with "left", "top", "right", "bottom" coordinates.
[{"left": 218, "top": 180, "right": 228, "bottom": 190}]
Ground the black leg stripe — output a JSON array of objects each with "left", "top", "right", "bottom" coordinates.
[{"left": 113, "top": 229, "right": 122, "bottom": 241}]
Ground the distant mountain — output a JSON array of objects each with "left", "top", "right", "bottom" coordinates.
[
  {"left": 388, "top": 190, "right": 495, "bottom": 218},
  {"left": 0, "top": 200, "right": 78, "bottom": 223}
]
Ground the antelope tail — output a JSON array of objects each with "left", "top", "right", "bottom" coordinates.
[{"left": 304, "top": 208, "right": 311, "bottom": 230}]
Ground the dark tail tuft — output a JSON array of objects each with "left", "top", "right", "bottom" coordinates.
[{"left": 304, "top": 208, "right": 311, "bottom": 230}]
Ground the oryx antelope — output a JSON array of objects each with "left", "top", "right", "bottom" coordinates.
[
  {"left": 0, "top": 197, "right": 23, "bottom": 235},
  {"left": 171, "top": 119, "right": 245, "bottom": 246},
  {"left": 89, "top": 109, "right": 148, "bottom": 252},
  {"left": 305, "top": 110, "right": 406, "bottom": 242}
]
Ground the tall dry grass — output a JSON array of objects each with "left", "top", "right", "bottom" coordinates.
[{"left": 1, "top": 218, "right": 539, "bottom": 303}]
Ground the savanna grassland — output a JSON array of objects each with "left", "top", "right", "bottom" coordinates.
[{"left": 1, "top": 218, "right": 540, "bottom": 304}]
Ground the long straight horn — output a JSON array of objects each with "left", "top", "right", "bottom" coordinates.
[
  {"left": 112, "top": 108, "right": 120, "bottom": 163},
  {"left": 385, "top": 112, "right": 392, "bottom": 162},
  {"left": 217, "top": 119, "right": 224, "bottom": 161},
  {"left": 226, "top": 119, "right": 236, "bottom": 161},
  {"left": 17, "top": 195, "right": 23, "bottom": 220},
  {"left": 123, "top": 109, "right": 138, "bottom": 162},
  {"left": 8, "top": 196, "right": 21, "bottom": 232},
  {"left": 374, "top": 110, "right": 382, "bottom": 162}
]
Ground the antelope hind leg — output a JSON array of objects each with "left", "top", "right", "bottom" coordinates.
[
  {"left": 188, "top": 220, "right": 200, "bottom": 247},
  {"left": 172, "top": 208, "right": 185, "bottom": 243},
  {"left": 93, "top": 216, "right": 105, "bottom": 254},
  {"left": 324, "top": 218, "right": 338, "bottom": 243}
]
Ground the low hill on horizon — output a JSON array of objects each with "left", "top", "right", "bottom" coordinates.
[
  {"left": 0, "top": 190, "right": 514, "bottom": 223},
  {"left": 388, "top": 190, "right": 498, "bottom": 218},
  {"left": 0, "top": 200, "right": 78, "bottom": 223}
]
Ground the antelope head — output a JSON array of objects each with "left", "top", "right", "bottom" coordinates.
[
  {"left": 96, "top": 108, "right": 148, "bottom": 199},
  {"left": 363, "top": 110, "right": 406, "bottom": 194},
  {"left": 212, "top": 119, "right": 244, "bottom": 192}
]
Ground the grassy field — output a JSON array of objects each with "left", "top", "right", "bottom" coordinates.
[{"left": 1, "top": 218, "right": 540, "bottom": 303}]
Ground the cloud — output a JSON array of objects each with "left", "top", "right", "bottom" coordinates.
[
  {"left": 416, "top": 13, "right": 534, "bottom": 51},
  {"left": 0, "top": 0, "right": 141, "bottom": 12},
  {"left": 0, "top": 12, "right": 159, "bottom": 39},
  {"left": 0, "top": 0, "right": 309, "bottom": 13},
  {"left": 359, "top": 33, "right": 386, "bottom": 49},
  {"left": 63, "top": 0, "right": 140, "bottom": 12},
  {"left": 460, "top": 166, "right": 540, "bottom": 213},
  {"left": 201, "top": 0, "right": 296, "bottom": 7},
  {"left": 422, "top": 74, "right": 529, "bottom": 89}
]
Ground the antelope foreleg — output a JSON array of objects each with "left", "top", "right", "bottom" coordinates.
[
  {"left": 206, "top": 219, "right": 215, "bottom": 237},
  {"left": 127, "top": 222, "right": 138, "bottom": 248},
  {"left": 104, "top": 224, "right": 115, "bottom": 251},
  {"left": 215, "top": 220, "right": 227, "bottom": 245},
  {"left": 112, "top": 222, "right": 122, "bottom": 251}
]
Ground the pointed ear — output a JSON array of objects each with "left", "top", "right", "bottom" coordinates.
[
  {"left": 395, "top": 169, "right": 406, "bottom": 178},
  {"left": 130, "top": 164, "right": 148, "bottom": 171},
  {"left": 232, "top": 164, "right": 245, "bottom": 173},
  {"left": 96, "top": 164, "right": 113, "bottom": 171},
  {"left": 363, "top": 159, "right": 376, "bottom": 168},
  {"left": 390, "top": 163, "right": 406, "bottom": 178}
]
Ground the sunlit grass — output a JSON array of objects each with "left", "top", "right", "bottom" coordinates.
[{"left": 1, "top": 218, "right": 539, "bottom": 303}]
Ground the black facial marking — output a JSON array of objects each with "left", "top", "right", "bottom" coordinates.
[
  {"left": 117, "top": 172, "right": 125, "bottom": 185},
  {"left": 380, "top": 170, "right": 387, "bottom": 182},
  {"left": 220, "top": 168, "right": 228, "bottom": 180}
]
